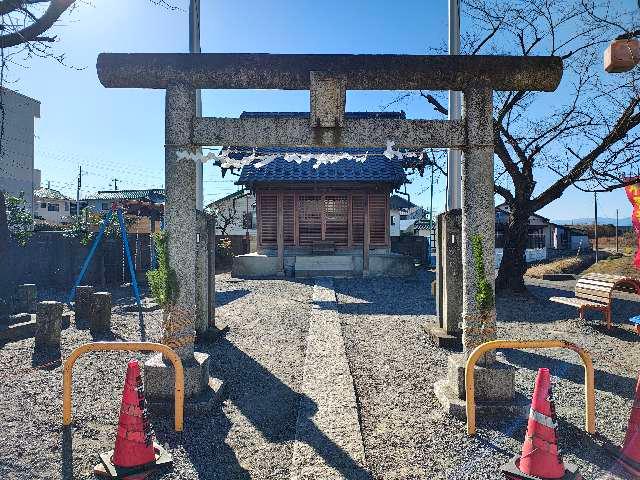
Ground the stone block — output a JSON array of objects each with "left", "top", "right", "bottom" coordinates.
[
  {"left": 232, "top": 253, "right": 280, "bottom": 278},
  {"left": 427, "top": 326, "right": 461, "bottom": 350},
  {"left": 435, "top": 353, "right": 525, "bottom": 420},
  {"left": 445, "top": 353, "right": 515, "bottom": 401},
  {"left": 144, "top": 351, "right": 209, "bottom": 400},
  {"left": 90, "top": 292, "right": 112, "bottom": 334},
  {"left": 0, "top": 318, "right": 35, "bottom": 343},
  {"left": 16, "top": 284, "right": 37, "bottom": 313},
  {"left": 75, "top": 285, "right": 94, "bottom": 322},
  {"left": 144, "top": 351, "right": 225, "bottom": 413},
  {"left": 369, "top": 253, "right": 415, "bottom": 277},
  {"left": 434, "top": 378, "right": 529, "bottom": 421},
  {"left": 35, "top": 301, "right": 63, "bottom": 350}
]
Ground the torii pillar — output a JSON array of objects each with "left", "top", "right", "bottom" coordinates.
[
  {"left": 143, "top": 83, "right": 222, "bottom": 405},
  {"left": 433, "top": 85, "right": 527, "bottom": 418}
]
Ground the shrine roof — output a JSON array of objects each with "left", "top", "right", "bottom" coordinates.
[{"left": 235, "top": 147, "right": 408, "bottom": 189}]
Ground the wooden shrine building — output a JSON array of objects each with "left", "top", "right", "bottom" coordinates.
[{"left": 233, "top": 141, "right": 415, "bottom": 277}]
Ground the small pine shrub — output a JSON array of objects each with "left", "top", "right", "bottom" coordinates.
[
  {"left": 471, "top": 234, "right": 495, "bottom": 311},
  {"left": 146, "top": 231, "right": 178, "bottom": 308}
]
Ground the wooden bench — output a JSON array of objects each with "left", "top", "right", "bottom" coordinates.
[
  {"left": 312, "top": 241, "right": 336, "bottom": 255},
  {"left": 550, "top": 273, "right": 640, "bottom": 329}
]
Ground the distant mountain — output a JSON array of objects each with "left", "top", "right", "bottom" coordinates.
[{"left": 552, "top": 217, "right": 632, "bottom": 226}]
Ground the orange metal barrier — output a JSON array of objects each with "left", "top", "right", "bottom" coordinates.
[
  {"left": 63, "top": 342, "right": 184, "bottom": 431},
  {"left": 465, "top": 339, "right": 595, "bottom": 436}
]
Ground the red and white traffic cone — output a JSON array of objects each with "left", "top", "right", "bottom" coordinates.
[
  {"left": 604, "top": 371, "right": 640, "bottom": 477},
  {"left": 501, "top": 368, "right": 582, "bottom": 480},
  {"left": 94, "top": 359, "right": 172, "bottom": 479}
]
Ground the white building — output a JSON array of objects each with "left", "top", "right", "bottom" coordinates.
[
  {"left": 207, "top": 190, "right": 257, "bottom": 237},
  {"left": 34, "top": 186, "right": 72, "bottom": 225},
  {"left": 0, "top": 88, "right": 41, "bottom": 213},
  {"left": 389, "top": 194, "right": 425, "bottom": 237}
]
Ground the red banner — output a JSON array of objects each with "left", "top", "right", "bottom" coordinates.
[{"left": 625, "top": 179, "right": 640, "bottom": 269}]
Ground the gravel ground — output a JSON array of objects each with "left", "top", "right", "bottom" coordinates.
[
  {"left": 0, "top": 275, "right": 313, "bottom": 480},
  {"left": 2, "top": 271, "right": 639, "bottom": 480},
  {"left": 336, "top": 269, "right": 640, "bottom": 480}
]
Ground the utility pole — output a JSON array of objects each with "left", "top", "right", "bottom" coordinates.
[
  {"left": 594, "top": 192, "right": 599, "bottom": 262},
  {"left": 111, "top": 178, "right": 119, "bottom": 191},
  {"left": 190, "top": 0, "right": 204, "bottom": 211},
  {"left": 76, "top": 166, "right": 82, "bottom": 217},
  {"left": 447, "top": 0, "right": 462, "bottom": 211},
  {"left": 431, "top": 0, "right": 464, "bottom": 348},
  {"left": 616, "top": 208, "right": 619, "bottom": 253},
  {"left": 429, "top": 159, "right": 435, "bottom": 229}
]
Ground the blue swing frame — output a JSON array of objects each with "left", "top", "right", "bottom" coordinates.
[{"left": 67, "top": 204, "right": 142, "bottom": 309}]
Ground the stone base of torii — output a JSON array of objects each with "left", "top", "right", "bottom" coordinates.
[{"left": 96, "top": 52, "right": 562, "bottom": 414}]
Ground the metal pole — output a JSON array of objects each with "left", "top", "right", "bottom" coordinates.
[
  {"left": 429, "top": 159, "right": 435, "bottom": 229},
  {"left": 190, "top": 0, "right": 204, "bottom": 211},
  {"left": 76, "top": 166, "right": 81, "bottom": 218},
  {"left": 594, "top": 192, "right": 599, "bottom": 262},
  {"left": 616, "top": 208, "right": 619, "bottom": 253},
  {"left": 447, "top": 0, "right": 462, "bottom": 211}
]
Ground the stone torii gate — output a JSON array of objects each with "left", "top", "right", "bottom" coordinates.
[{"left": 97, "top": 53, "right": 562, "bottom": 406}]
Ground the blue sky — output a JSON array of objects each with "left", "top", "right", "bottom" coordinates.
[{"left": 8, "top": 0, "right": 637, "bottom": 222}]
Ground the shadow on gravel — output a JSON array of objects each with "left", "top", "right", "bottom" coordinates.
[
  {"left": 503, "top": 349, "right": 637, "bottom": 400},
  {"left": 215, "top": 289, "right": 250, "bottom": 308},
  {"left": 497, "top": 283, "right": 640, "bottom": 326},
  {"left": 171, "top": 335, "right": 372, "bottom": 479},
  {"left": 334, "top": 270, "right": 435, "bottom": 316}
]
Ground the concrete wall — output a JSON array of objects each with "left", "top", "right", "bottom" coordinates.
[
  {"left": 0, "top": 89, "right": 40, "bottom": 214},
  {"left": 2, "top": 231, "right": 153, "bottom": 296}
]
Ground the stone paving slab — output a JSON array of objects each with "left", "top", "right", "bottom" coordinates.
[{"left": 290, "top": 277, "right": 371, "bottom": 480}]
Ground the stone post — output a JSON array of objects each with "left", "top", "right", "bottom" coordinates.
[
  {"left": 144, "top": 84, "right": 221, "bottom": 406},
  {"left": 75, "top": 285, "right": 95, "bottom": 322},
  {"left": 195, "top": 209, "right": 209, "bottom": 334},
  {"left": 16, "top": 284, "right": 37, "bottom": 313},
  {"left": 35, "top": 301, "right": 63, "bottom": 350},
  {"left": 430, "top": 210, "right": 463, "bottom": 348},
  {"left": 90, "top": 292, "right": 112, "bottom": 334},
  {"left": 434, "top": 87, "right": 520, "bottom": 419}
]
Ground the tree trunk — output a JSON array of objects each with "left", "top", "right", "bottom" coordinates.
[{"left": 495, "top": 204, "right": 530, "bottom": 293}]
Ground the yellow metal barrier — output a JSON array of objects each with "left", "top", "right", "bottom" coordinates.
[
  {"left": 465, "top": 339, "right": 595, "bottom": 436},
  {"left": 63, "top": 342, "right": 184, "bottom": 432}
]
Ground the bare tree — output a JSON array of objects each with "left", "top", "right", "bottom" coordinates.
[
  {"left": 211, "top": 204, "right": 240, "bottom": 236},
  {"left": 410, "top": 0, "right": 639, "bottom": 292}
]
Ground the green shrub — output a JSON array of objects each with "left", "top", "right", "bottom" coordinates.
[
  {"left": 471, "top": 234, "right": 494, "bottom": 312},
  {"left": 146, "top": 231, "right": 178, "bottom": 308},
  {"left": 216, "top": 237, "right": 234, "bottom": 258},
  {"left": 5, "top": 192, "right": 33, "bottom": 246}
]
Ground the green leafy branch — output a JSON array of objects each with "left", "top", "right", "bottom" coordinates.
[
  {"left": 146, "top": 231, "right": 178, "bottom": 308},
  {"left": 471, "top": 234, "right": 494, "bottom": 312},
  {"left": 5, "top": 192, "right": 33, "bottom": 246}
]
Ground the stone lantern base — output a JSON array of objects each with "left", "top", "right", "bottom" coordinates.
[
  {"left": 144, "top": 352, "right": 225, "bottom": 413},
  {"left": 434, "top": 353, "right": 528, "bottom": 420}
]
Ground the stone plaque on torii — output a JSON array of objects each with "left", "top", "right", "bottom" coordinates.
[{"left": 97, "top": 52, "right": 562, "bottom": 410}]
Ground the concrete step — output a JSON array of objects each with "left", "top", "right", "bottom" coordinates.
[{"left": 294, "top": 256, "right": 360, "bottom": 278}]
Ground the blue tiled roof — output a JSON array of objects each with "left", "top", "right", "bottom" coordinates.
[{"left": 235, "top": 147, "right": 407, "bottom": 188}]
